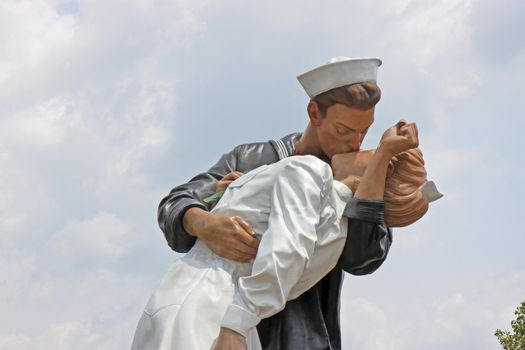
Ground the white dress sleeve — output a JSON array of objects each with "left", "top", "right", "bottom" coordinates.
[{"left": 220, "top": 156, "right": 351, "bottom": 338}]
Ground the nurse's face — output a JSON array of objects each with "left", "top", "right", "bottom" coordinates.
[
  {"left": 331, "top": 149, "right": 375, "bottom": 178},
  {"left": 310, "top": 103, "right": 375, "bottom": 159}
]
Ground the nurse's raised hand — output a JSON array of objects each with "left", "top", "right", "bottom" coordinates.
[{"left": 379, "top": 120, "right": 419, "bottom": 158}]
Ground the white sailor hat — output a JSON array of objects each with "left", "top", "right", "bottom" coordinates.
[{"left": 297, "top": 56, "right": 382, "bottom": 98}]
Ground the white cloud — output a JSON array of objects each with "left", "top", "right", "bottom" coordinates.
[
  {"left": 392, "top": 224, "right": 430, "bottom": 253},
  {"left": 341, "top": 271, "right": 525, "bottom": 350},
  {"left": 0, "top": 335, "right": 31, "bottom": 350},
  {"left": 0, "top": 268, "right": 152, "bottom": 350},
  {"left": 0, "top": 0, "right": 196, "bottom": 243},
  {"left": 469, "top": 0, "right": 525, "bottom": 66},
  {"left": 0, "top": 145, "right": 59, "bottom": 239},
  {"left": 0, "top": 0, "right": 208, "bottom": 113},
  {"left": 0, "top": 2, "right": 208, "bottom": 347},
  {"left": 3, "top": 321, "right": 132, "bottom": 350},
  {"left": 0, "top": 1, "right": 77, "bottom": 86},
  {"left": 50, "top": 212, "right": 135, "bottom": 258},
  {"left": 341, "top": 297, "right": 388, "bottom": 347},
  {"left": 425, "top": 147, "right": 483, "bottom": 181},
  {"left": 0, "top": 247, "right": 36, "bottom": 304},
  {"left": 385, "top": 0, "right": 482, "bottom": 101},
  {"left": 2, "top": 98, "right": 72, "bottom": 147}
]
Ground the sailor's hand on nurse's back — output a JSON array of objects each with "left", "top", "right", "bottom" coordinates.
[
  {"left": 378, "top": 120, "right": 419, "bottom": 158},
  {"left": 183, "top": 207, "right": 259, "bottom": 262},
  {"left": 216, "top": 171, "right": 244, "bottom": 192}
]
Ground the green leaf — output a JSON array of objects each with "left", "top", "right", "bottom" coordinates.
[
  {"left": 495, "top": 300, "right": 525, "bottom": 350},
  {"left": 204, "top": 191, "right": 225, "bottom": 204}
]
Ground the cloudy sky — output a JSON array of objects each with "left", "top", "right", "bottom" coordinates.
[{"left": 1, "top": 0, "right": 524, "bottom": 349}]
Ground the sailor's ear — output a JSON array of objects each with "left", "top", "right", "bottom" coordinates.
[{"left": 308, "top": 100, "right": 324, "bottom": 126}]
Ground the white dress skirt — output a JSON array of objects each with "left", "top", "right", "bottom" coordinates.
[
  {"left": 131, "top": 156, "right": 351, "bottom": 350},
  {"left": 130, "top": 240, "right": 262, "bottom": 350}
]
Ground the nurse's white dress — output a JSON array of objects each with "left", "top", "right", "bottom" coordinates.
[{"left": 131, "top": 155, "right": 352, "bottom": 350}]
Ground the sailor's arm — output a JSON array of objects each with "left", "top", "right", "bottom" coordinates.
[{"left": 158, "top": 145, "right": 258, "bottom": 261}]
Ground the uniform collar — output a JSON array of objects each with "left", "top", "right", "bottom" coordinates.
[{"left": 270, "top": 132, "right": 302, "bottom": 160}]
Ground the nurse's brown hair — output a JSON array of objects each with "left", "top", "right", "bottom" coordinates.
[{"left": 384, "top": 148, "right": 429, "bottom": 227}]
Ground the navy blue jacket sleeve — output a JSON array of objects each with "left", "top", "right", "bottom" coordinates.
[
  {"left": 338, "top": 198, "right": 393, "bottom": 275},
  {"left": 157, "top": 147, "right": 239, "bottom": 252}
]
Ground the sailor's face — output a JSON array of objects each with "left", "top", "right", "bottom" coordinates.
[{"left": 316, "top": 104, "right": 375, "bottom": 159}]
